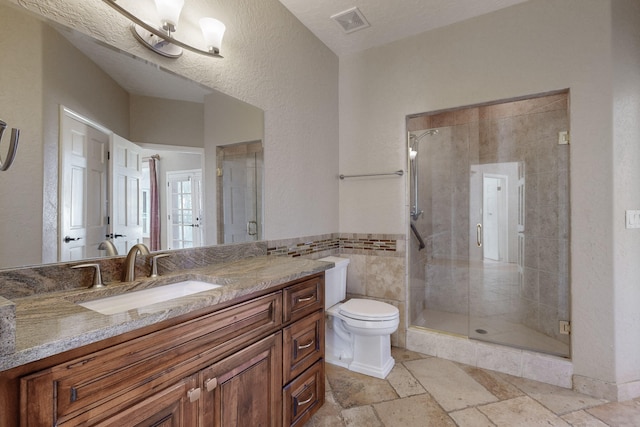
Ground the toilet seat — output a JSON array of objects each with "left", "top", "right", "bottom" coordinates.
[
  {"left": 339, "top": 299, "right": 399, "bottom": 322},
  {"left": 327, "top": 301, "right": 399, "bottom": 335}
]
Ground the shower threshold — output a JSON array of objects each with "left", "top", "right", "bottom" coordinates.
[{"left": 412, "top": 309, "right": 569, "bottom": 358}]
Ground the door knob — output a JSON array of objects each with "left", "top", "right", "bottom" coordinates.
[
  {"left": 64, "top": 236, "right": 81, "bottom": 243},
  {"left": 105, "top": 233, "right": 126, "bottom": 238}
]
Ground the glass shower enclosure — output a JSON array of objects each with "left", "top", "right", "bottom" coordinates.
[{"left": 408, "top": 91, "right": 570, "bottom": 357}]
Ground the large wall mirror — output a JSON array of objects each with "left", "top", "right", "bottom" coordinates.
[{"left": 0, "top": 0, "right": 264, "bottom": 270}]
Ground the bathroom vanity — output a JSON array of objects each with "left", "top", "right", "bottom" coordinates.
[{"left": 0, "top": 256, "right": 329, "bottom": 426}]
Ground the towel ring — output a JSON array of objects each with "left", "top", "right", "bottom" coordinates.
[{"left": 0, "top": 120, "right": 19, "bottom": 171}]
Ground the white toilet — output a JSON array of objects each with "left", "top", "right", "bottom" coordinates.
[{"left": 319, "top": 256, "right": 400, "bottom": 379}]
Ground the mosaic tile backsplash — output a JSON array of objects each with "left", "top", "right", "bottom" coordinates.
[{"left": 267, "top": 233, "right": 404, "bottom": 258}]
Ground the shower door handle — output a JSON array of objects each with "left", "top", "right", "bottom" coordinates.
[{"left": 476, "top": 223, "right": 482, "bottom": 247}]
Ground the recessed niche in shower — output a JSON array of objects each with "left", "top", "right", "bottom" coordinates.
[{"left": 407, "top": 90, "right": 570, "bottom": 358}]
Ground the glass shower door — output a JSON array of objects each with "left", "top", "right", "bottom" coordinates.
[
  {"left": 408, "top": 91, "right": 570, "bottom": 358},
  {"left": 468, "top": 99, "right": 570, "bottom": 357}
]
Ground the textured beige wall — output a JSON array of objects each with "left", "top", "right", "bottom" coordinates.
[
  {"left": 129, "top": 95, "right": 203, "bottom": 147},
  {"left": 340, "top": 0, "right": 640, "bottom": 398},
  {"left": 611, "top": 0, "right": 640, "bottom": 393}
]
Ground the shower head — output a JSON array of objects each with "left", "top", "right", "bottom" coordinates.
[
  {"left": 410, "top": 128, "right": 439, "bottom": 145},
  {"left": 409, "top": 128, "right": 438, "bottom": 160}
]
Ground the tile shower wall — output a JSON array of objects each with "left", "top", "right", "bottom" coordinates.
[
  {"left": 408, "top": 92, "right": 570, "bottom": 349},
  {"left": 268, "top": 233, "right": 406, "bottom": 347}
]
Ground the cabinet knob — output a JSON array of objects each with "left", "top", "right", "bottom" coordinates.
[
  {"left": 205, "top": 377, "right": 218, "bottom": 392},
  {"left": 187, "top": 387, "right": 201, "bottom": 403}
]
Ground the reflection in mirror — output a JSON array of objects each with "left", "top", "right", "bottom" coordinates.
[
  {"left": 216, "top": 142, "right": 264, "bottom": 244},
  {"left": 0, "top": 0, "right": 264, "bottom": 270},
  {"left": 470, "top": 162, "right": 521, "bottom": 264}
]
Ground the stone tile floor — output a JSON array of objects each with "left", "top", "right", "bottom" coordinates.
[{"left": 306, "top": 348, "right": 640, "bottom": 426}]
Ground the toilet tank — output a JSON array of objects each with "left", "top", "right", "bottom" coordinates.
[{"left": 319, "top": 256, "right": 350, "bottom": 309}]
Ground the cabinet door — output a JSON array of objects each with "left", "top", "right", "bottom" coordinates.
[
  {"left": 61, "top": 376, "right": 199, "bottom": 427},
  {"left": 201, "top": 333, "right": 282, "bottom": 427}
]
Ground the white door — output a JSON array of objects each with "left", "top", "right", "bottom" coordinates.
[
  {"left": 109, "top": 134, "right": 144, "bottom": 255},
  {"left": 60, "top": 111, "right": 109, "bottom": 261},
  {"left": 166, "top": 170, "right": 203, "bottom": 249},
  {"left": 482, "top": 175, "right": 508, "bottom": 262}
]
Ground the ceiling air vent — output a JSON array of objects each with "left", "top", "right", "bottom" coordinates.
[{"left": 330, "top": 7, "right": 370, "bottom": 34}]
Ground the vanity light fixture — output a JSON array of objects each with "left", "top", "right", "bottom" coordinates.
[{"left": 103, "top": 0, "right": 226, "bottom": 58}]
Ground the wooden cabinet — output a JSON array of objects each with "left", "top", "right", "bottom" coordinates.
[
  {"left": 201, "top": 333, "right": 282, "bottom": 426},
  {"left": 18, "top": 273, "right": 325, "bottom": 427},
  {"left": 281, "top": 278, "right": 325, "bottom": 427}
]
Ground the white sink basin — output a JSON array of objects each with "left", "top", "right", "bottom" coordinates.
[{"left": 78, "top": 280, "right": 222, "bottom": 315}]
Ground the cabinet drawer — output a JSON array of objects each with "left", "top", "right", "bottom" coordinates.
[
  {"left": 283, "top": 359, "right": 324, "bottom": 427},
  {"left": 21, "top": 292, "right": 281, "bottom": 425},
  {"left": 283, "top": 275, "right": 324, "bottom": 323},
  {"left": 282, "top": 310, "right": 324, "bottom": 384}
]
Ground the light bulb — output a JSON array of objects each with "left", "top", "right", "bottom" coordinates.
[
  {"left": 199, "top": 17, "right": 226, "bottom": 54},
  {"left": 154, "top": 0, "right": 184, "bottom": 33}
]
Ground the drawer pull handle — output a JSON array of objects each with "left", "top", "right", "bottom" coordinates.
[
  {"left": 205, "top": 377, "right": 218, "bottom": 392},
  {"left": 297, "top": 393, "right": 314, "bottom": 406},
  {"left": 187, "top": 387, "right": 201, "bottom": 403},
  {"left": 297, "top": 339, "right": 315, "bottom": 350},
  {"left": 297, "top": 294, "right": 315, "bottom": 303}
]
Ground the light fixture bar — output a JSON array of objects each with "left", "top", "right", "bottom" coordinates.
[{"left": 103, "top": 0, "right": 223, "bottom": 58}]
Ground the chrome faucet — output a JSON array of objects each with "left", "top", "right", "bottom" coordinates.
[{"left": 122, "top": 243, "right": 150, "bottom": 282}]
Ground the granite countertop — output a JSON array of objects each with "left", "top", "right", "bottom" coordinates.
[{"left": 0, "top": 256, "right": 331, "bottom": 372}]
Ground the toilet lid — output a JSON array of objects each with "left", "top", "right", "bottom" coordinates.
[{"left": 339, "top": 299, "right": 399, "bottom": 321}]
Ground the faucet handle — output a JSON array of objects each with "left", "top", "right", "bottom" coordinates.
[
  {"left": 150, "top": 254, "right": 171, "bottom": 278},
  {"left": 72, "top": 263, "right": 105, "bottom": 289}
]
